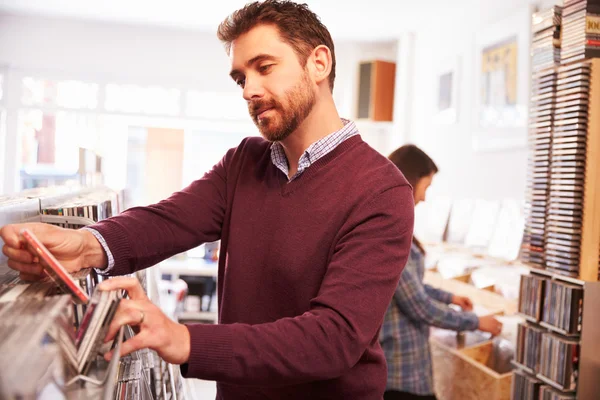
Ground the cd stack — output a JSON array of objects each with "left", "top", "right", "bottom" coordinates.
[
  {"left": 541, "top": 280, "right": 583, "bottom": 335},
  {"left": 538, "top": 333, "right": 579, "bottom": 391},
  {"left": 41, "top": 186, "right": 121, "bottom": 228},
  {"left": 560, "top": 0, "right": 600, "bottom": 65},
  {"left": 522, "top": 68, "right": 556, "bottom": 268},
  {"left": 0, "top": 295, "right": 72, "bottom": 399},
  {"left": 518, "top": 274, "right": 546, "bottom": 321},
  {"left": 522, "top": 7, "right": 563, "bottom": 268},
  {"left": 532, "top": 6, "right": 563, "bottom": 70},
  {"left": 512, "top": 369, "right": 543, "bottom": 400},
  {"left": 546, "top": 61, "right": 591, "bottom": 277},
  {"left": 516, "top": 322, "right": 545, "bottom": 372}
]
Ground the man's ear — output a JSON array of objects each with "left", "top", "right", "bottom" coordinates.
[{"left": 309, "top": 45, "right": 333, "bottom": 87}]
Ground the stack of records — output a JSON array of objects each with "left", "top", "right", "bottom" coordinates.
[
  {"left": 532, "top": 6, "right": 563, "bottom": 70},
  {"left": 546, "top": 61, "right": 591, "bottom": 276},
  {"left": 561, "top": 0, "right": 600, "bottom": 65},
  {"left": 512, "top": 369, "right": 542, "bottom": 400},
  {"left": 516, "top": 322, "right": 545, "bottom": 372},
  {"left": 541, "top": 280, "right": 583, "bottom": 335},
  {"left": 0, "top": 295, "right": 72, "bottom": 399},
  {"left": 59, "top": 289, "right": 121, "bottom": 375},
  {"left": 538, "top": 332, "right": 579, "bottom": 391},
  {"left": 518, "top": 274, "right": 547, "bottom": 321},
  {"left": 522, "top": 70, "right": 558, "bottom": 267},
  {"left": 539, "top": 385, "right": 577, "bottom": 399}
]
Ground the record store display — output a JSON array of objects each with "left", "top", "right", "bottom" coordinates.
[
  {"left": 0, "top": 187, "right": 183, "bottom": 400},
  {"left": 561, "top": 0, "right": 600, "bottom": 65}
]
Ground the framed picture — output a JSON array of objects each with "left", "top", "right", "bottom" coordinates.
[
  {"left": 432, "top": 56, "right": 460, "bottom": 125},
  {"left": 472, "top": 6, "right": 534, "bottom": 152}
]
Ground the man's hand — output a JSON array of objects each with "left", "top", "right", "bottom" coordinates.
[
  {"left": 451, "top": 295, "right": 473, "bottom": 311},
  {"left": 0, "top": 223, "right": 107, "bottom": 280},
  {"left": 100, "top": 277, "right": 191, "bottom": 365},
  {"left": 478, "top": 315, "right": 503, "bottom": 336}
]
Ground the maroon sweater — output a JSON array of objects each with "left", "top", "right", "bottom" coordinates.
[{"left": 92, "top": 135, "right": 414, "bottom": 399}]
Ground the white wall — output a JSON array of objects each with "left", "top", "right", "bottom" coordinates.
[
  {"left": 0, "top": 13, "right": 396, "bottom": 107},
  {"left": 409, "top": 28, "right": 528, "bottom": 201},
  {"left": 0, "top": 14, "right": 233, "bottom": 89},
  {"left": 406, "top": 5, "right": 535, "bottom": 202}
]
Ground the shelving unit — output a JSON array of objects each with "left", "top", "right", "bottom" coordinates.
[{"left": 511, "top": 267, "right": 600, "bottom": 399}]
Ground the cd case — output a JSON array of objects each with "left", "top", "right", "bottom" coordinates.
[{"left": 20, "top": 228, "right": 89, "bottom": 304}]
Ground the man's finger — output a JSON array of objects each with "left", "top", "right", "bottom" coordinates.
[
  {"left": 7, "top": 260, "right": 44, "bottom": 276},
  {"left": 99, "top": 277, "right": 147, "bottom": 300},
  {"left": 0, "top": 225, "right": 24, "bottom": 248},
  {"left": 104, "top": 299, "right": 145, "bottom": 343},
  {"left": 2, "top": 245, "right": 37, "bottom": 264},
  {"left": 105, "top": 331, "right": 148, "bottom": 361},
  {"left": 19, "top": 272, "right": 44, "bottom": 282}
]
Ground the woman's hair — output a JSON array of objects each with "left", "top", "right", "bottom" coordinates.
[
  {"left": 388, "top": 144, "right": 438, "bottom": 254},
  {"left": 388, "top": 144, "right": 438, "bottom": 188}
]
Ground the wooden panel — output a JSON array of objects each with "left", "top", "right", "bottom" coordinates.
[
  {"left": 372, "top": 60, "right": 396, "bottom": 121},
  {"left": 578, "top": 282, "right": 600, "bottom": 399},
  {"left": 431, "top": 339, "right": 512, "bottom": 400},
  {"left": 357, "top": 62, "right": 372, "bottom": 119},
  {"left": 459, "top": 341, "right": 493, "bottom": 367},
  {"left": 580, "top": 59, "right": 600, "bottom": 282},
  {"left": 145, "top": 127, "right": 184, "bottom": 205}
]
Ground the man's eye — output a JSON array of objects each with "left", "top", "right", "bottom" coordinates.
[
  {"left": 259, "top": 64, "right": 273, "bottom": 73},
  {"left": 236, "top": 79, "right": 245, "bottom": 88}
]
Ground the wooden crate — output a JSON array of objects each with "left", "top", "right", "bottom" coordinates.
[{"left": 431, "top": 339, "right": 512, "bottom": 400}]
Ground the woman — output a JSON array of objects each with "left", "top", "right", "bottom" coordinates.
[{"left": 380, "top": 144, "right": 502, "bottom": 400}]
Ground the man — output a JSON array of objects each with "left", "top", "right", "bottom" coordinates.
[{"left": 1, "top": 1, "right": 414, "bottom": 398}]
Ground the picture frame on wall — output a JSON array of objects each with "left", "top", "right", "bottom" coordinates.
[
  {"left": 432, "top": 56, "right": 460, "bottom": 125},
  {"left": 472, "top": 5, "right": 534, "bottom": 152}
]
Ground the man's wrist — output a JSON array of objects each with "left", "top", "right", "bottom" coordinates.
[
  {"left": 172, "top": 323, "right": 191, "bottom": 365},
  {"left": 80, "top": 229, "right": 108, "bottom": 269}
]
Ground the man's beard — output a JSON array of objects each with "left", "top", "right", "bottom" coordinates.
[{"left": 248, "top": 72, "right": 316, "bottom": 142}]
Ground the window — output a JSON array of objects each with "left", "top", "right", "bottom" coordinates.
[
  {"left": 105, "top": 84, "right": 180, "bottom": 116},
  {"left": 21, "top": 77, "right": 99, "bottom": 109},
  {"left": 186, "top": 91, "right": 248, "bottom": 121},
  {"left": 18, "top": 109, "right": 101, "bottom": 189}
]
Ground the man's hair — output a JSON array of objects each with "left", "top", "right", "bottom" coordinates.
[{"left": 217, "top": 0, "right": 336, "bottom": 91}]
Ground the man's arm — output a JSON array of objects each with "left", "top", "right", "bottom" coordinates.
[{"left": 89, "top": 148, "right": 231, "bottom": 276}]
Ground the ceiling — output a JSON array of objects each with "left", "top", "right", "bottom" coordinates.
[{"left": 0, "top": 0, "right": 480, "bottom": 40}]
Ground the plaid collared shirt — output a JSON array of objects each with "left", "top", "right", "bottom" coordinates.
[
  {"left": 270, "top": 119, "right": 358, "bottom": 181},
  {"left": 379, "top": 243, "right": 479, "bottom": 395}
]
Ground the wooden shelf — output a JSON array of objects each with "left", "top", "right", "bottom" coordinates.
[
  {"left": 510, "top": 360, "right": 535, "bottom": 376},
  {"left": 580, "top": 59, "right": 600, "bottom": 282}
]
